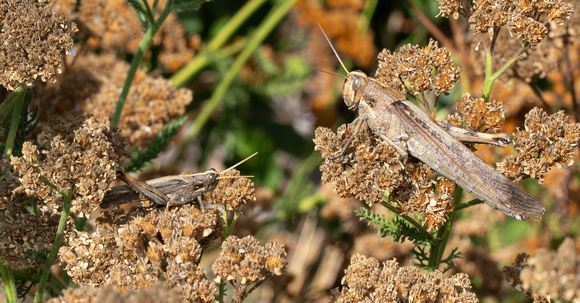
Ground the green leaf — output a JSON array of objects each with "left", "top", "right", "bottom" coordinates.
[{"left": 125, "top": 116, "right": 187, "bottom": 172}]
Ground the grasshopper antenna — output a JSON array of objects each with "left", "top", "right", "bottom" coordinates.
[
  {"left": 220, "top": 152, "right": 258, "bottom": 175},
  {"left": 217, "top": 175, "right": 254, "bottom": 180},
  {"left": 318, "top": 23, "right": 349, "bottom": 74},
  {"left": 312, "top": 67, "right": 348, "bottom": 80}
]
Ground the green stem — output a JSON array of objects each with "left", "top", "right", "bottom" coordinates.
[
  {"left": 452, "top": 198, "right": 483, "bottom": 213},
  {"left": 110, "top": 2, "right": 173, "bottom": 127},
  {"left": 482, "top": 43, "right": 528, "bottom": 102},
  {"left": 171, "top": 0, "right": 267, "bottom": 87},
  {"left": 184, "top": 0, "right": 298, "bottom": 142},
  {"left": 33, "top": 187, "right": 73, "bottom": 303},
  {"left": 356, "top": 0, "right": 378, "bottom": 35},
  {"left": 0, "top": 263, "right": 17, "bottom": 303},
  {"left": 381, "top": 201, "right": 434, "bottom": 241},
  {"left": 0, "top": 85, "right": 20, "bottom": 116},
  {"left": 427, "top": 186, "right": 463, "bottom": 271},
  {"left": 222, "top": 211, "right": 238, "bottom": 239},
  {"left": 171, "top": 37, "right": 247, "bottom": 88},
  {"left": 4, "top": 85, "right": 26, "bottom": 157}
]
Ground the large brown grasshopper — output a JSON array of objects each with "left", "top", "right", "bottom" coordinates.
[
  {"left": 100, "top": 152, "right": 257, "bottom": 209},
  {"left": 320, "top": 28, "right": 546, "bottom": 220}
]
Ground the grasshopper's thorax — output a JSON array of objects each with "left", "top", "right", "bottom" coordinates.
[{"left": 343, "top": 71, "right": 369, "bottom": 110}]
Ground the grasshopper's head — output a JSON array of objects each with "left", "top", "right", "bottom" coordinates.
[
  {"left": 203, "top": 168, "right": 219, "bottom": 193},
  {"left": 343, "top": 71, "right": 368, "bottom": 110}
]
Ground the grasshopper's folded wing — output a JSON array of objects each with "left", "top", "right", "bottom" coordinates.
[
  {"left": 392, "top": 101, "right": 546, "bottom": 220},
  {"left": 100, "top": 174, "right": 190, "bottom": 208}
]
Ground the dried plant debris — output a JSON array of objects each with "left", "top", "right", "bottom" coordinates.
[
  {"left": 11, "top": 116, "right": 130, "bottom": 216},
  {"left": 60, "top": 205, "right": 222, "bottom": 302},
  {"left": 503, "top": 238, "right": 580, "bottom": 301},
  {"left": 331, "top": 253, "right": 477, "bottom": 302},
  {"left": 32, "top": 53, "right": 192, "bottom": 149},
  {"left": 437, "top": 0, "right": 573, "bottom": 48},
  {"left": 314, "top": 125, "right": 455, "bottom": 232},
  {"left": 212, "top": 235, "right": 287, "bottom": 300},
  {"left": 48, "top": 283, "right": 185, "bottom": 303},
  {"left": 497, "top": 107, "right": 580, "bottom": 183},
  {"left": 0, "top": 0, "right": 77, "bottom": 90}
]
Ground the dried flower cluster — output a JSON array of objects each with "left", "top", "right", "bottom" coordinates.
[
  {"left": 437, "top": 0, "right": 574, "bottom": 48},
  {"left": 376, "top": 39, "right": 461, "bottom": 97},
  {"left": 32, "top": 53, "right": 192, "bottom": 149},
  {"left": 212, "top": 235, "right": 287, "bottom": 301},
  {"left": 497, "top": 107, "right": 580, "bottom": 183},
  {"left": 11, "top": 116, "right": 130, "bottom": 216},
  {"left": 60, "top": 206, "right": 221, "bottom": 302},
  {"left": 0, "top": 191, "right": 62, "bottom": 270},
  {"left": 469, "top": 29, "right": 561, "bottom": 83},
  {"left": 48, "top": 283, "right": 184, "bottom": 303},
  {"left": 205, "top": 168, "right": 256, "bottom": 211},
  {"left": 445, "top": 93, "right": 506, "bottom": 133},
  {"left": 314, "top": 124, "right": 455, "bottom": 232},
  {"left": 331, "top": 253, "right": 477, "bottom": 302},
  {"left": 54, "top": 0, "right": 199, "bottom": 72},
  {"left": 0, "top": 0, "right": 77, "bottom": 90},
  {"left": 503, "top": 237, "right": 580, "bottom": 301}
]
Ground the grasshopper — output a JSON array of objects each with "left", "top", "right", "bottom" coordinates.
[
  {"left": 320, "top": 27, "right": 545, "bottom": 220},
  {"left": 100, "top": 152, "right": 257, "bottom": 210}
]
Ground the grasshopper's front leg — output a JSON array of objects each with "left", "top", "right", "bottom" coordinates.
[
  {"left": 328, "top": 117, "right": 366, "bottom": 160},
  {"left": 117, "top": 171, "right": 170, "bottom": 207},
  {"left": 381, "top": 133, "right": 414, "bottom": 188}
]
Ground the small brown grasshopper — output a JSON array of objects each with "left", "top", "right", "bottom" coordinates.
[
  {"left": 319, "top": 26, "right": 546, "bottom": 220},
  {"left": 100, "top": 152, "right": 257, "bottom": 210}
]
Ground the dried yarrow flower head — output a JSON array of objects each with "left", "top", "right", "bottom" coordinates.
[
  {"left": 450, "top": 93, "right": 506, "bottom": 133},
  {"left": 54, "top": 0, "right": 198, "bottom": 72},
  {"left": 331, "top": 253, "right": 477, "bottom": 302},
  {"left": 437, "top": 0, "right": 574, "bottom": 48},
  {"left": 0, "top": 0, "right": 77, "bottom": 90},
  {"left": 0, "top": 191, "right": 62, "bottom": 270},
  {"left": 11, "top": 116, "right": 130, "bottom": 216},
  {"left": 376, "top": 39, "right": 461, "bottom": 97},
  {"left": 503, "top": 238, "right": 580, "bottom": 301},
  {"left": 212, "top": 235, "right": 287, "bottom": 301},
  {"left": 32, "top": 53, "right": 192, "bottom": 149},
  {"left": 1, "top": 157, "right": 63, "bottom": 270},
  {"left": 47, "top": 283, "right": 185, "bottom": 303},
  {"left": 59, "top": 205, "right": 222, "bottom": 302},
  {"left": 204, "top": 168, "right": 256, "bottom": 211},
  {"left": 497, "top": 107, "right": 580, "bottom": 183}
]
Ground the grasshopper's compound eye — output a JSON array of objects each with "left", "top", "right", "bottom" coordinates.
[
  {"left": 352, "top": 76, "right": 362, "bottom": 91},
  {"left": 204, "top": 169, "right": 219, "bottom": 192},
  {"left": 343, "top": 71, "right": 368, "bottom": 110}
]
